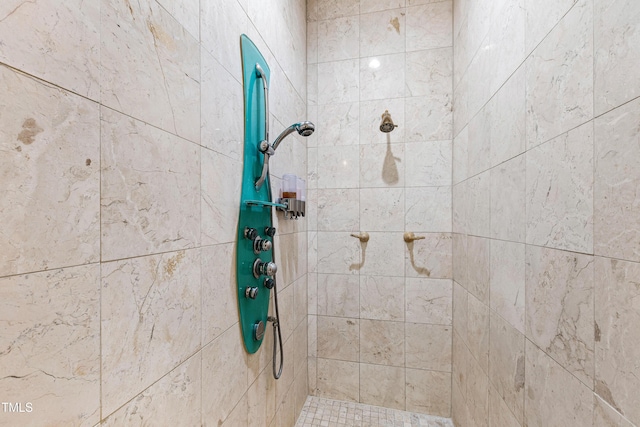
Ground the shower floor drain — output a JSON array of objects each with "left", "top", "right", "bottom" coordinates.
[{"left": 294, "top": 396, "right": 454, "bottom": 427}]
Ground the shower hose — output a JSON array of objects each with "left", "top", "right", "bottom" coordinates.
[{"left": 268, "top": 185, "right": 284, "bottom": 380}]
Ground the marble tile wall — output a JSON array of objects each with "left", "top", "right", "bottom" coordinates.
[
  {"left": 452, "top": 0, "right": 640, "bottom": 426},
  {"left": 306, "top": 0, "right": 454, "bottom": 418},
  {"left": 0, "top": 0, "right": 308, "bottom": 426}
]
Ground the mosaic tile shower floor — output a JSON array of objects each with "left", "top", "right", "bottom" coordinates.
[{"left": 294, "top": 396, "right": 455, "bottom": 427}]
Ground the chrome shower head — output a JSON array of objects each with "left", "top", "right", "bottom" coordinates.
[
  {"left": 296, "top": 121, "right": 315, "bottom": 137},
  {"left": 379, "top": 110, "right": 397, "bottom": 133},
  {"left": 272, "top": 121, "right": 315, "bottom": 151}
]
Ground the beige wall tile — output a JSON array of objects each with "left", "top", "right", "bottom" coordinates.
[
  {"left": 359, "top": 142, "right": 406, "bottom": 188},
  {"left": 406, "top": 369, "right": 452, "bottom": 417},
  {"left": 525, "top": 0, "right": 593, "bottom": 147},
  {"left": 316, "top": 358, "right": 360, "bottom": 401},
  {"left": 452, "top": 234, "right": 468, "bottom": 287},
  {"left": 103, "top": 355, "right": 201, "bottom": 425},
  {"left": 594, "top": 97, "right": 640, "bottom": 263},
  {"left": 317, "top": 0, "right": 359, "bottom": 20},
  {"left": 488, "top": 384, "right": 522, "bottom": 427},
  {"left": 453, "top": 127, "right": 469, "bottom": 184},
  {"left": 101, "top": 0, "right": 200, "bottom": 143},
  {"left": 317, "top": 316, "right": 359, "bottom": 361},
  {"left": 525, "top": 0, "right": 578, "bottom": 55},
  {"left": 593, "top": 395, "right": 635, "bottom": 427},
  {"left": 156, "top": 0, "right": 199, "bottom": 39},
  {"left": 405, "top": 323, "right": 452, "bottom": 371},
  {"left": 101, "top": 108, "right": 200, "bottom": 260},
  {"left": 317, "top": 232, "right": 361, "bottom": 275},
  {"left": 360, "top": 319, "right": 405, "bottom": 366},
  {"left": 406, "top": 48, "right": 452, "bottom": 98},
  {"left": 406, "top": 2, "right": 453, "bottom": 51},
  {"left": 202, "top": 327, "right": 248, "bottom": 426},
  {"left": 466, "top": 172, "right": 491, "bottom": 237},
  {"left": 0, "top": 266, "right": 100, "bottom": 426},
  {"left": 317, "top": 274, "right": 360, "bottom": 317},
  {"left": 595, "top": 257, "right": 640, "bottom": 425},
  {"left": 202, "top": 243, "right": 238, "bottom": 345},
  {"left": 452, "top": 329, "right": 468, "bottom": 400},
  {"left": 360, "top": 275, "right": 405, "bottom": 321},
  {"left": 362, "top": 232, "right": 406, "bottom": 277},
  {"left": 360, "top": 188, "right": 404, "bottom": 231},
  {"left": 453, "top": 281, "right": 468, "bottom": 342},
  {"left": 594, "top": 0, "right": 640, "bottom": 115},
  {"left": 405, "top": 233, "right": 453, "bottom": 279},
  {"left": 525, "top": 122, "right": 594, "bottom": 253},
  {"left": 201, "top": 150, "right": 242, "bottom": 246},
  {"left": 317, "top": 145, "right": 360, "bottom": 188},
  {"left": 318, "top": 17, "right": 360, "bottom": 62},
  {"left": 318, "top": 60, "right": 360, "bottom": 105},
  {"left": 317, "top": 103, "right": 360, "bottom": 146},
  {"left": 201, "top": 50, "right": 243, "bottom": 159},
  {"left": 490, "top": 240, "right": 525, "bottom": 333},
  {"left": 405, "top": 95, "right": 453, "bottom": 141},
  {"left": 359, "top": 9, "right": 406, "bottom": 56},
  {"left": 360, "top": 363, "right": 406, "bottom": 410},
  {"left": 525, "top": 245, "right": 595, "bottom": 386},
  {"left": 466, "top": 353, "right": 489, "bottom": 427},
  {"left": 405, "top": 141, "right": 452, "bottom": 187},
  {"left": 466, "top": 292, "right": 489, "bottom": 374},
  {"left": 489, "top": 67, "right": 526, "bottom": 168},
  {"left": 490, "top": 155, "right": 526, "bottom": 243},
  {"left": 360, "top": 54, "right": 406, "bottom": 101},
  {"left": 405, "top": 278, "right": 453, "bottom": 325},
  {"left": 467, "top": 236, "right": 490, "bottom": 304},
  {"left": 101, "top": 250, "right": 201, "bottom": 415},
  {"left": 524, "top": 340, "right": 593, "bottom": 427},
  {"left": 0, "top": 0, "right": 100, "bottom": 100},
  {"left": 489, "top": 312, "right": 525, "bottom": 424},
  {"left": 0, "top": 66, "right": 100, "bottom": 276}
]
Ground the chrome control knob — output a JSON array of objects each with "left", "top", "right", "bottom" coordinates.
[
  {"left": 264, "top": 226, "right": 276, "bottom": 237},
  {"left": 264, "top": 278, "right": 275, "bottom": 289},
  {"left": 253, "top": 237, "right": 272, "bottom": 253},
  {"left": 244, "top": 227, "right": 258, "bottom": 241},
  {"left": 253, "top": 320, "right": 265, "bottom": 340},
  {"left": 253, "top": 259, "right": 277, "bottom": 278},
  {"left": 245, "top": 287, "right": 259, "bottom": 299}
]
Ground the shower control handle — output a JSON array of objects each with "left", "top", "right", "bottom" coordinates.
[
  {"left": 253, "top": 320, "right": 265, "bottom": 341},
  {"left": 244, "top": 227, "right": 258, "bottom": 241},
  {"left": 350, "top": 232, "right": 370, "bottom": 243},
  {"left": 253, "top": 237, "right": 272, "bottom": 253},
  {"left": 404, "top": 232, "right": 425, "bottom": 243},
  {"left": 245, "top": 287, "right": 259, "bottom": 299},
  {"left": 253, "top": 259, "right": 277, "bottom": 278}
]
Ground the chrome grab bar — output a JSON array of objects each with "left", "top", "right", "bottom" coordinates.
[
  {"left": 255, "top": 63, "right": 269, "bottom": 146},
  {"left": 255, "top": 63, "right": 270, "bottom": 191}
]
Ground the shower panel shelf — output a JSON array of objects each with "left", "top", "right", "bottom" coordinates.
[{"left": 244, "top": 199, "right": 287, "bottom": 209}]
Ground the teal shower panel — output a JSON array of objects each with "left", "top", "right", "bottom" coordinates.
[{"left": 237, "top": 34, "right": 274, "bottom": 354}]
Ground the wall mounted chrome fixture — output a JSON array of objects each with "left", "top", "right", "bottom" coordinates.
[
  {"left": 379, "top": 109, "right": 398, "bottom": 133},
  {"left": 277, "top": 173, "right": 306, "bottom": 219}
]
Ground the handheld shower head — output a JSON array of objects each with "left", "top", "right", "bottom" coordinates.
[
  {"left": 296, "top": 121, "right": 315, "bottom": 137},
  {"left": 272, "top": 121, "right": 315, "bottom": 151},
  {"left": 379, "top": 110, "right": 397, "bottom": 133},
  {"left": 255, "top": 121, "right": 316, "bottom": 190}
]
